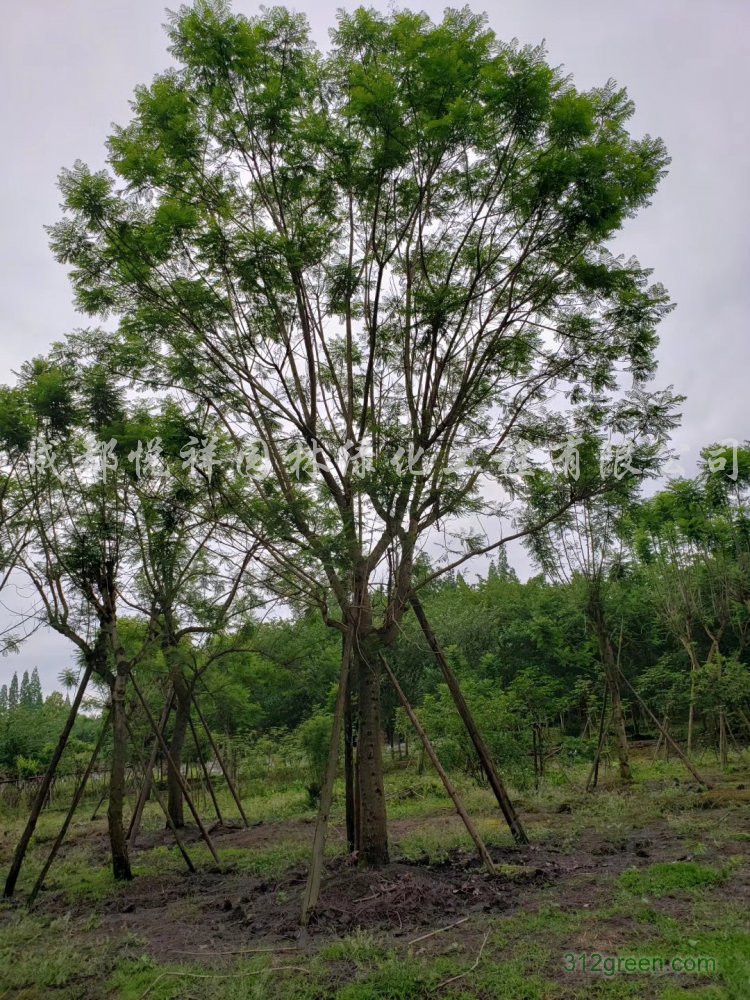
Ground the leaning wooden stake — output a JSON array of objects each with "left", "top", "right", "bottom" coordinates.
[
  {"left": 410, "top": 595, "right": 529, "bottom": 845},
  {"left": 128, "top": 687, "right": 174, "bottom": 845},
  {"left": 191, "top": 691, "right": 248, "bottom": 827},
  {"left": 123, "top": 715, "right": 196, "bottom": 875},
  {"left": 379, "top": 654, "right": 496, "bottom": 876},
  {"left": 586, "top": 681, "right": 609, "bottom": 793},
  {"left": 616, "top": 668, "right": 710, "bottom": 788},
  {"left": 189, "top": 715, "right": 223, "bottom": 825},
  {"left": 300, "top": 634, "right": 352, "bottom": 926},
  {"left": 4, "top": 664, "right": 93, "bottom": 898},
  {"left": 28, "top": 708, "right": 111, "bottom": 908},
  {"left": 130, "top": 675, "right": 222, "bottom": 868}
]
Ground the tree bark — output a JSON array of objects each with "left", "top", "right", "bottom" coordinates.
[
  {"left": 108, "top": 669, "right": 133, "bottom": 881},
  {"left": 4, "top": 664, "right": 93, "bottom": 898},
  {"left": 355, "top": 641, "right": 389, "bottom": 866},
  {"left": 344, "top": 663, "right": 356, "bottom": 854},
  {"left": 167, "top": 682, "right": 191, "bottom": 828},
  {"left": 411, "top": 595, "right": 528, "bottom": 845}
]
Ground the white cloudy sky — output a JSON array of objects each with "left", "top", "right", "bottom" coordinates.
[{"left": 1, "top": 0, "right": 748, "bottom": 694}]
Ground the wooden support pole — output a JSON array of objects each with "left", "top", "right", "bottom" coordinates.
[
  {"left": 410, "top": 595, "right": 528, "bottom": 845},
  {"left": 586, "top": 681, "right": 609, "bottom": 793},
  {"left": 616, "top": 667, "right": 710, "bottom": 788},
  {"left": 28, "top": 710, "right": 111, "bottom": 907},
  {"left": 4, "top": 665, "right": 93, "bottom": 898},
  {"left": 301, "top": 634, "right": 351, "bottom": 926},
  {"left": 123, "top": 715, "right": 196, "bottom": 875},
  {"left": 191, "top": 690, "right": 248, "bottom": 827},
  {"left": 379, "top": 654, "right": 496, "bottom": 876},
  {"left": 128, "top": 688, "right": 174, "bottom": 845},
  {"left": 130, "top": 675, "right": 222, "bottom": 868},
  {"left": 189, "top": 715, "right": 223, "bottom": 825}
]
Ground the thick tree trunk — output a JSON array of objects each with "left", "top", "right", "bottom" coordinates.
[
  {"left": 3, "top": 664, "right": 93, "bottom": 898},
  {"left": 167, "top": 685, "right": 191, "bottom": 828},
  {"left": 344, "top": 670, "right": 356, "bottom": 854},
  {"left": 355, "top": 642, "right": 389, "bottom": 866},
  {"left": 411, "top": 595, "right": 528, "bottom": 845},
  {"left": 108, "top": 670, "right": 133, "bottom": 881}
]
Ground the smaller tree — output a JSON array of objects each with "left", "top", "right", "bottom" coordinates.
[
  {"left": 524, "top": 435, "right": 672, "bottom": 783},
  {"left": 8, "top": 673, "right": 19, "bottom": 711},
  {"left": 19, "top": 671, "right": 31, "bottom": 707},
  {"left": 28, "top": 668, "right": 43, "bottom": 708}
]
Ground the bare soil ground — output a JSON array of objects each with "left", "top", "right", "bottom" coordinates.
[
  {"left": 2, "top": 766, "right": 749, "bottom": 998},
  {"left": 23, "top": 782, "right": 749, "bottom": 966}
]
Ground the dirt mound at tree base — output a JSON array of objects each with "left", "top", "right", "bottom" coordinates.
[{"left": 273, "top": 856, "right": 554, "bottom": 937}]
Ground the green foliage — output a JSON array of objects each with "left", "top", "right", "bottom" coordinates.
[
  {"left": 296, "top": 710, "right": 334, "bottom": 801},
  {"left": 0, "top": 674, "right": 97, "bottom": 778}
]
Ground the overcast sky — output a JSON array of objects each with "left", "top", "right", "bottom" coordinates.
[{"left": 1, "top": 0, "right": 748, "bottom": 694}]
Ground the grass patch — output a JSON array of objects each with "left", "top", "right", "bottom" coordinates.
[{"left": 618, "top": 862, "right": 728, "bottom": 898}]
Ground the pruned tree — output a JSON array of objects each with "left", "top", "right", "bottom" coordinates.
[{"left": 48, "top": 1, "right": 677, "bottom": 863}]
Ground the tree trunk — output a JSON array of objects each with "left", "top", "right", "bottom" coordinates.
[
  {"left": 167, "top": 685, "right": 191, "bottom": 828},
  {"left": 108, "top": 669, "right": 132, "bottom": 881},
  {"left": 344, "top": 669, "right": 356, "bottom": 854},
  {"left": 130, "top": 674, "right": 222, "bottom": 866},
  {"left": 355, "top": 642, "right": 389, "bottom": 866},
  {"left": 191, "top": 692, "right": 248, "bottom": 827},
  {"left": 606, "top": 659, "right": 632, "bottom": 783},
  {"left": 616, "top": 667, "right": 709, "bottom": 787},
  {"left": 189, "top": 716, "right": 223, "bottom": 825},
  {"left": 680, "top": 639, "right": 700, "bottom": 756},
  {"left": 586, "top": 681, "right": 609, "bottom": 792}
]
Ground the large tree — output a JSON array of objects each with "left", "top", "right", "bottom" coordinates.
[{"left": 49, "top": 2, "right": 676, "bottom": 864}]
